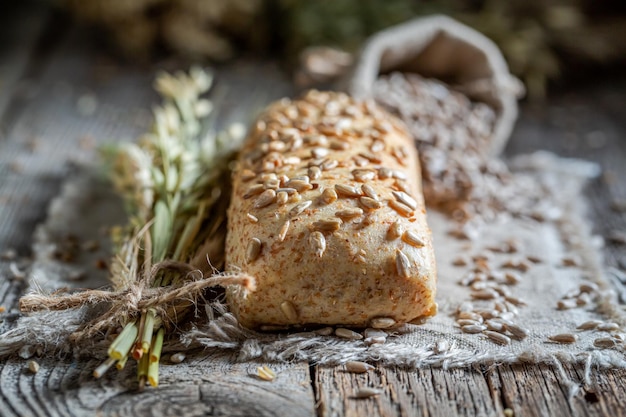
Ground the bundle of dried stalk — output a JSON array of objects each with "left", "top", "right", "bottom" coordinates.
[{"left": 17, "top": 67, "right": 255, "bottom": 388}]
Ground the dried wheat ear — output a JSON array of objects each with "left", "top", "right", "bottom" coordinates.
[{"left": 224, "top": 90, "right": 438, "bottom": 330}]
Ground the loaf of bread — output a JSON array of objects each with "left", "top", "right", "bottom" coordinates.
[{"left": 225, "top": 90, "right": 437, "bottom": 329}]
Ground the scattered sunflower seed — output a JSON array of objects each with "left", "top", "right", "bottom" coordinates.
[
  {"left": 27, "top": 360, "right": 40, "bottom": 374},
  {"left": 484, "top": 330, "right": 511, "bottom": 346},
  {"left": 345, "top": 361, "right": 374, "bottom": 373},
  {"left": 169, "top": 353, "right": 186, "bottom": 364},
  {"left": 335, "top": 328, "right": 363, "bottom": 340},
  {"left": 370, "top": 317, "right": 396, "bottom": 329},
  {"left": 257, "top": 365, "right": 276, "bottom": 381},
  {"left": 548, "top": 333, "right": 577, "bottom": 344},
  {"left": 577, "top": 320, "right": 603, "bottom": 330},
  {"left": 354, "top": 387, "right": 383, "bottom": 399}
]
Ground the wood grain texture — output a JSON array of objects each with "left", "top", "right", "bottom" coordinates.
[
  {"left": 0, "top": 352, "right": 315, "bottom": 417},
  {"left": 314, "top": 365, "right": 502, "bottom": 417}
]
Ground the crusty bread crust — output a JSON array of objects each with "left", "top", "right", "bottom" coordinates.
[{"left": 225, "top": 91, "right": 437, "bottom": 329}]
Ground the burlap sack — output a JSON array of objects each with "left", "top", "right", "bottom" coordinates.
[{"left": 345, "top": 15, "right": 524, "bottom": 155}]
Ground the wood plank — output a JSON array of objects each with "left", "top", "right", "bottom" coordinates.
[
  {"left": 314, "top": 365, "right": 502, "bottom": 417},
  {"left": 0, "top": 352, "right": 315, "bottom": 417}
]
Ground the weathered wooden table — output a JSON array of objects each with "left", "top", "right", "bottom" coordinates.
[{"left": 1, "top": 3, "right": 626, "bottom": 416}]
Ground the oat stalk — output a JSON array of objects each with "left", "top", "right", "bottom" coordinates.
[{"left": 19, "top": 67, "right": 250, "bottom": 389}]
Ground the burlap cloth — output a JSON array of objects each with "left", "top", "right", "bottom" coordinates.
[{"left": 1, "top": 16, "right": 625, "bottom": 397}]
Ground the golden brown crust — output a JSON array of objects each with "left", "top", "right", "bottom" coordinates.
[{"left": 225, "top": 90, "right": 437, "bottom": 329}]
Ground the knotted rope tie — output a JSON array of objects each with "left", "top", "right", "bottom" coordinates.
[{"left": 18, "top": 260, "right": 256, "bottom": 342}]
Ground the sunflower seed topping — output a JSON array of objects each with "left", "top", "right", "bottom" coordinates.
[
  {"left": 280, "top": 301, "right": 298, "bottom": 321},
  {"left": 388, "top": 199, "right": 414, "bottom": 217},
  {"left": 309, "top": 231, "right": 326, "bottom": 257},
  {"left": 395, "top": 249, "right": 411, "bottom": 278},
  {"left": 335, "top": 184, "right": 361, "bottom": 198},
  {"left": 402, "top": 230, "right": 425, "bottom": 247},
  {"left": 246, "top": 238, "right": 262, "bottom": 263},
  {"left": 278, "top": 220, "right": 290, "bottom": 242},
  {"left": 254, "top": 189, "right": 276, "bottom": 208},
  {"left": 312, "top": 218, "right": 342, "bottom": 232},
  {"left": 321, "top": 188, "right": 338, "bottom": 204},
  {"left": 289, "top": 200, "right": 312, "bottom": 217},
  {"left": 370, "top": 317, "right": 396, "bottom": 329},
  {"left": 336, "top": 208, "right": 364, "bottom": 219},
  {"left": 392, "top": 191, "right": 418, "bottom": 210}
]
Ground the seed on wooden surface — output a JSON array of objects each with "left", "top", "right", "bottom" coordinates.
[
  {"left": 395, "top": 249, "right": 411, "bottom": 278},
  {"left": 336, "top": 208, "right": 364, "bottom": 219},
  {"left": 462, "top": 324, "right": 487, "bottom": 334},
  {"left": 579, "top": 282, "right": 599, "bottom": 293},
  {"left": 594, "top": 337, "right": 617, "bottom": 348},
  {"left": 504, "top": 408, "right": 514, "bottom": 417},
  {"left": 392, "top": 191, "right": 418, "bottom": 210},
  {"left": 170, "top": 353, "right": 186, "bottom": 364},
  {"left": 315, "top": 327, "right": 334, "bottom": 336},
  {"left": 309, "top": 232, "right": 326, "bottom": 257},
  {"left": 458, "top": 312, "right": 483, "bottom": 322},
  {"left": 505, "top": 323, "right": 529, "bottom": 340},
  {"left": 308, "top": 166, "right": 322, "bottom": 180},
  {"left": 335, "top": 328, "right": 363, "bottom": 340},
  {"left": 289, "top": 200, "right": 312, "bottom": 217},
  {"left": 557, "top": 298, "right": 579, "bottom": 310},
  {"left": 27, "top": 360, "right": 39, "bottom": 374},
  {"left": 277, "top": 220, "right": 290, "bottom": 242},
  {"left": 386, "top": 221, "right": 403, "bottom": 241},
  {"left": 402, "top": 230, "right": 424, "bottom": 247},
  {"left": 352, "top": 169, "right": 376, "bottom": 182},
  {"left": 471, "top": 289, "right": 499, "bottom": 300},
  {"left": 354, "top": 387, "right": 382, "bottom": 398},
  {"left": 246, "top": 238, "right": 262, "bottom": 263},
  {"left": 577, "top": 320, "right": 603, "bottom": 330},
  {"left": 345, "top": 361, "right": 374, "bottom": 373},
  {"left": 254, "top": 189, "right": 276, "bottom": 208},
  {"left": 597, "top": 322, "right": 620, "bottom": 332},
  {"left": 335, "top": 184, "right": 361, "bottom": 198},
  {"left": 244, "top": 184, "right": 265, "bottom": 199},
  {"left": 370, "top": 317, "right": 396, "bottom": 329},
  {"left": 312, "top": 218, "right": 342, "bottom": 232},
  {"left": 280, "top": 301, "right": 298, "bottom": 321},
  {"left": 484, "top": 330, "right": 511, "bottom": 346},
  {"left": 548, "top": 334, "right": 577, "bottom": 344},
  {"left": 361, "top": 184, "right": 379, "bottom": 201},
  {"left": 246, "top": 213, "right": 259, "bottom": 223},
  {"left": 359, "top": 196, "right": 381, "bottom": 210},
  {"left": 257, "top": 365, "right": 276, "bottom": 381},
  {"left": 434, "top": 339, "right": 450, "bottom": 354},
  {"left": 457, "top": 319, "right": 481, "bottom": 327}
]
